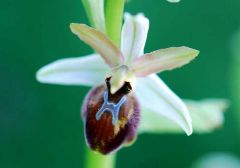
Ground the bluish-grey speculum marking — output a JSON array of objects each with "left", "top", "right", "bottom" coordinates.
[{"left": 96, "top": 90, "right": 127, "bottom": 125}]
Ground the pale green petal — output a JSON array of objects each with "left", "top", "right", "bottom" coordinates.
[
  {"left": 81, "top": 0, "right": 105, "bottom": 32},
  {"left": 138, "top": 98, "right": 228, "bottom": 134},
  {"left": 132, "top": 46, "right": 199, "bottom": 77},
  {"left": 121, "top": 13, "right": 149, "bottom": 65},
  {"left": 136, "top": 74, "right": 192, "bottom": 135},
  {"left": 70, "top": 23, "right": 124, "bottom": 67},
  {"left": 36, "top": 54, "right": 109, "bottom": 86}
]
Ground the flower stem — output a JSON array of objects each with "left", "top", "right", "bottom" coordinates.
[
  {"left": 105, "top": 0, "right": 125, "bottom": 47},
  {"left": 85, "top": 147, "right": 116, "bottom": 168},
  {"left": 82, "top": 1, "right": 122, "bottom": 168}
]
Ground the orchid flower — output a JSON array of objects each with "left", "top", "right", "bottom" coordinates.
[{"left": 36, "top": 13, "right": 227, "bottom": 154}]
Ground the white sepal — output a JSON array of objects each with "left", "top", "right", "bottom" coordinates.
[
  {"left": 36, "top": 54, "right": 109, "bottom": 86},
  {"left": 136, "top": 74, "right": 192, "bottom": 135}
]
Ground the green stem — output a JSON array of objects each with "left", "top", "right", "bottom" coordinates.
[
  {"left": 105, "top": 0, "right": 125, "bottom": 47},
  {"left": 85, "top": 147, "right": 116, "bottom": 168},
  {"left": 82, "top": 1, "right": 123, "bottom": 168}
]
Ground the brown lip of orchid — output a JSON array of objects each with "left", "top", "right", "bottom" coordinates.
[
  {"left": 82, "top": 77, "right": 140, "bottom": 154},
  {"left": 36, "top": 13, "right": 231, "bottom": 155}
]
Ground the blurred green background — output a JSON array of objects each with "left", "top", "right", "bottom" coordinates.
[{"left": 1, "top": 0, "right": 240, "bottom": 167}]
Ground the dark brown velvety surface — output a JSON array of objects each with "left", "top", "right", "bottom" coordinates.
[{"left": 82, "top": 83, "right": 140, "bottom": 154}]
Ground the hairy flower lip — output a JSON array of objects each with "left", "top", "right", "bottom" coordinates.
[{"left": 82, "top": 84, "right": 140, "bottom": 154}]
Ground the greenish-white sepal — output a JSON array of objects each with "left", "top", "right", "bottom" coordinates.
[
  {"left": 132, "top": 46, "right": 199, "bottom": 77},
  {"left": 70, "top": 23, "right": 124, "bottom": 67},
  {"left": 121, "top": 13, "right": 149, "bottom": 65},
  {"left": 36, "top": 54, "right": 109, "bottom": 86},
  {"left": 138, "top": 98, "right": 228, "bottom": 134},
  {"left": 136, "top": 74, "right": 192, "bottom": 135}
]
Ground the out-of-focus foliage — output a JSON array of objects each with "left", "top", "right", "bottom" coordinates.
[
  {"left": 192, "top": 153, "right": 240, "bottom": 168},
  {"left": 230, "top": 27, "right": 240, "bottom": 133}
]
